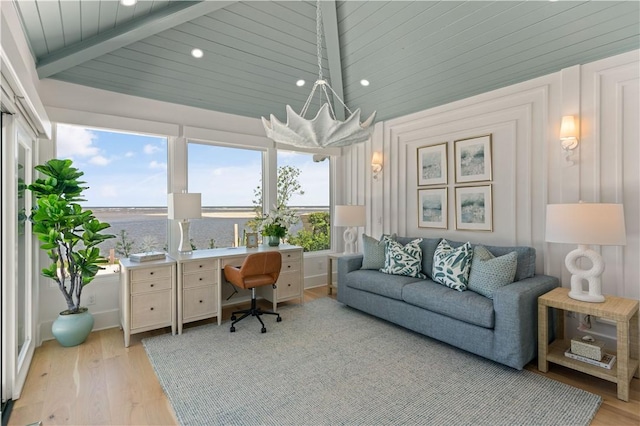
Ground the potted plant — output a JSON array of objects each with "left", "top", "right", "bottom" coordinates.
[
  {"left": 28, "top": 159, "right": 115, "bottom": 347},
  {"left": 259, "top": 207, "right": 298, "bottom": 246}
]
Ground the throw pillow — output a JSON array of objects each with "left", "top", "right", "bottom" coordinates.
[
  {"left": 361, "top": 234, "right": 394, "bottom": 270},
  {"left": 468, "top": 245, "right": 518, "bottom": 299},
  {"left": 380, "top": 238, "right": 426, "bottom": 279},
  {"left": 432, "top": 239, "right": 473, "bottom": 291}
]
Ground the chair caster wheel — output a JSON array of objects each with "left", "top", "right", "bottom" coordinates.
[
  {"left": 261, "top": 327, "right": 267, "bottom": 333},
  {"left": 230, "top": 326, "right": 235, "bottom": 333},
  {"left": 231, "top": 315, "right": 237, "bottom": 321},
  {"left": 276, "top": 316, "right": 282, "bottom": 322}
]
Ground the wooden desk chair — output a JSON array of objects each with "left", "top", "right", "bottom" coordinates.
[{"left": 224, "top": 251, "right": 282, "bottom": 333}]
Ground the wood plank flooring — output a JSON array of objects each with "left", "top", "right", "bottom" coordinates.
[{"left": 9, "top": 287, "right": 640, "bottom": 425}]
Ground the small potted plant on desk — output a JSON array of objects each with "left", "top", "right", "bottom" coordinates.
[
  {"left": 259, "top": 207, "right": 298, "bottom": 247},
  {"left": 28, "top": 159, "right": 115, "bottom": 347}
]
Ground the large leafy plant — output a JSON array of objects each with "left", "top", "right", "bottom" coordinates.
[{"left": 28, "top": 159, "right": 115, "bottom": 314}]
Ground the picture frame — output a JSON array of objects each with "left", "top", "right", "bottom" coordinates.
[
  {"left": 418, "top": 188, "right": 448, "bottom": 229},
  {"left": 245, "top": 232, "right": 258, "bottom": 248},
  {"left": 417, "top": 143, "right": 447, "bottom": 186},
  {"left": 454, "top": 134, "right": 492, "bottom": 183},
  {"left": 455, "top": 185, "right": 493, "bottom": 231}
]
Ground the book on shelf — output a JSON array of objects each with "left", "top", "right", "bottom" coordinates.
[{"left": 564, "top": 348, "right": 616, "bottom": 369}]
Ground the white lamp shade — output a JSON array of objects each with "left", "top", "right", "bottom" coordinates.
[
  {"left": 545, "top": 203, "right": 626, "bottom": 246},
  {"left": 168, "top": 193, "right": 202, "bottom": 220},
  {"left": 334, "top": 205, "right": 366, "bottom": 227},
  {"left": 559, "top": 115, "right": 577, "bottom": 139}
]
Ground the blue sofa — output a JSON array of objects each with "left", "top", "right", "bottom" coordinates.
[{"left": 337, "top": 237, "right": 559, "bottom": 370}]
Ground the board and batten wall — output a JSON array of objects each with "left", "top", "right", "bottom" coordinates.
[{"left": 341, "top": 50, "right": 639, "bottom": 344}]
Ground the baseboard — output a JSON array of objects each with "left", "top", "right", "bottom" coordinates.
[
  {"left": 304, "top": 273, "right": 329, "bottom": 289},
  {"left": 38, "top": 308, "right": 120, "bottom": 345}
]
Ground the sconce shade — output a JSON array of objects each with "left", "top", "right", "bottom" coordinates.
[
  {"left": 545, "top": 203, "right": 626, "bottom": 246},
  {"left": 559, "top": 116, "right": 577, "bottom": 140},
  {"left": 334, "top": 205, "right": 366, "bottom": 227},
  {"left": 168, "top": 193, "right": 202, "bottom": 220},
  {"left": 371, "top": 151, "right": 383, "bottom": 167}
]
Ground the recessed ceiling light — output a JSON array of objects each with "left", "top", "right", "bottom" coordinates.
[
  {"left": 296, "top": 79, "right": 305, "bottom": 87},
  {"left": 360, "top": 79, "right": 370, "bottom": 87},
  {"left": 191, "top": 48, "right": 204, "bottom": 59},
  {"left": 120, "top": 0, "right": 137, "bottom": 6}
]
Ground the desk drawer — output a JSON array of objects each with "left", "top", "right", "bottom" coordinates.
[
  {"left": 183, "top": 272, "right": 216, "bottom": 289},
  {"left": 281, "top": 259, "right": 300, "bottom": 273},
  {"left": 183, "top": 286, "right": 218, "bottom": 319},
  {"left": 131, "top": 291, "right": 171, "bottom": 329},
  {"left": 281, "top": 250, "right": 302, "bottom": 262},
  {"left": 183, "top": 259, "right": 217, "bottom": 274},
  {"left": 131, "top": 266, "right": 170, "bottom": 282},
  {"left": 131, "top": 278, "right": 171, "bottom": 294},
  {"left": 276, "top": 271, "right": 301, "bottom": 300}
]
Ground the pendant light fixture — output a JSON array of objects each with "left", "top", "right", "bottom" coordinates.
[{"left": 262, "top": 0, "right": 376, "bottom": 148}]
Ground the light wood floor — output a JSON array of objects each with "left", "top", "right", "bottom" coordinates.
[{"left": 9, "top": 287, "right": 640, "bottom": 426}]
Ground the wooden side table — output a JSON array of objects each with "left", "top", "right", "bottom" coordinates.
[
  {"left": 538, "top": 287, "right": 639, "bottom": 401},
  {"left": 327, "top": 254, "right": 343, "bottom": 295}
]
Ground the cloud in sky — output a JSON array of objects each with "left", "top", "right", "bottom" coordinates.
[
  {"left": 57, "top": 124, "right": 100, "bottom": 158},
  {"left": 89, "top": 155, "right": 111, "bottom": 166},
  {"left": 144, "top": 144, "right": 161, "bottom": 154},
  {"left": 149, "top": 160, "right": 167, "bottom": 170},
  {"left": 99, "top": 185, "right": 118, "bottom": 198},
  {"left": 125, "top": 151, "right": 135, "bottom": 157}
]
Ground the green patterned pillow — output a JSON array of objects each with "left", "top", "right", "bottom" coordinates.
[
  {"left": 468, "top": 245, "right": 517, "bottom": 299},
  {"left": 432, "top": 239, "right": 473, "bottom": 291},
  {"left": 380, "top": 238, "right": 426, "bottom": 279},
  {"left": 361, "top": 234, "right": 395, "bottom": 270}
]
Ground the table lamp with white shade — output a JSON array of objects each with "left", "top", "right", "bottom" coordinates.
[
  {"left": 545, "top": 203, "right": 626, "bottom": 303},
  {"left": 168, "top": 193, "right": 202, "bottom": 254},
  {"left": 334, "top": 205, "right": 366, "bottom": 254}
]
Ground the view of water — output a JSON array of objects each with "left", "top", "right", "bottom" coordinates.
[{"left": 90, "top": 206, "right": 328, "bottom": 257}]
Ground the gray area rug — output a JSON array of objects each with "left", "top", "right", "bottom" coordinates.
[{"left": 143, "top": 298, "right": 601, "bottom": 425}]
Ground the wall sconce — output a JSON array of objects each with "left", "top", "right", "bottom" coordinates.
[
  {"left": 371, "top": 151, "right": 383, "bottom": 180},
  {"left": 560, "top": 115, "right": 579, "bottom": 165}
]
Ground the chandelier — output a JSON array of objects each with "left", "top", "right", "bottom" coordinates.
[{"left": 261, "top": 0, "right": 376, "bottom": 148}]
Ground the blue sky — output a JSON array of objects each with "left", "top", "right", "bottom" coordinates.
[{"left": 57, "top": 124, "right": 329, "bottom": 207}]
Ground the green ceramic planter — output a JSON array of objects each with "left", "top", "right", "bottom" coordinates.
[
  {"left": 267, "top": 235, "right": 280, "bottom": 247},
  {"left": 51, "top": 309, "right": 94, "bottom": 347}
]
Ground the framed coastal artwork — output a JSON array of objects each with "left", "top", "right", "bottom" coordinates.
[
  {"left": 455, "top": 185, "right": 492, "bottom": 231},
  {"left": 417, "top": 143, "right": 447, "bottom": 186},
  {"left": 454, "top": 134, "right": 492, "bottom": 183},
  {"left": 418, "top": 188, "right": 447, "bottom": 229},
  {"left": 245, "top": 232, "right": 258, "bottom": 248}
]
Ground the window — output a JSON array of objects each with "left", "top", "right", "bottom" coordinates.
[
  {"left": 277, "top": 150, "right": 331, "bottom": 252},
  {"left": 55, "top": 124, "right": 168, "bottom": 260},
  {"left": 187, "top": 142, "right": 263, "bottom": 249}
]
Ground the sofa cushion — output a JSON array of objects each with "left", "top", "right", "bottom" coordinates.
[
  {"left": 381, "top": 239, "right": 427, "bottom": 279},
  {"left": 344, "top": 269, "right": 422, "bottom": 300},
  {"left": 447, "top": 240, "right": 536, "bottom": 281},
  {"left": 468, "top": 246, "right": 517, "bottom": 299},
  {"left": 402, "top": 281, "right": 495, "bottom": 328},
  {"left": 361, "top": 234, "right": 396, "bottom": 270},
  {"left": 432, "top": 239, "right": 473, "bottom": 291},
  {"left": 396, "top": 237, "right": 441, "bottom": 278}
]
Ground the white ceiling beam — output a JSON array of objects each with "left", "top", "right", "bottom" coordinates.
[
  {"left": 320, "top": 0, "right": 345, "bottom": 121},
  {"left": 36, "top": 1, "right": 236, "bottom": 79}
]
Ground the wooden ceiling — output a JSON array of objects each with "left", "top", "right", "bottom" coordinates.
[{"left": 15, "top": 1, "right": 640, "bottom": 122}]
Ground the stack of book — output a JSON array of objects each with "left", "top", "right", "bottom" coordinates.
[{"left": 564, "top": 348, "right": 617, "bottom": 369}]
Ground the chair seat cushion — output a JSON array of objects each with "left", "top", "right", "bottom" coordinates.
[{"left": 402, "top": 281, "right": 495, "bottom": 328}]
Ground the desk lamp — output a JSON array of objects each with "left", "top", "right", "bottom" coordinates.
[
  {"left": 334, "top": 205, "right": 366, "bottom": 254},
  {"left": 168, "top": 193, "right": 202, "bottom": 254},
  {"left": 545, "top": 203, "right": 626, "bottom": 302}
]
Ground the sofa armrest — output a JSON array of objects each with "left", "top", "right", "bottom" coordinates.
[
  {"left": 337, "top": 254, "right": 363, "bottom": 275},
  {"left": 492, "top": 274, "right": 560, "bottom": 369}
]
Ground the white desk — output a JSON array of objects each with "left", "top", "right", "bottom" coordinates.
[{"left": 169, "top": 244, "right": 304, "bottom": 334}]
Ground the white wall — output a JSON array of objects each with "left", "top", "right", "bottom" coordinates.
[{"left": 344, "top": 50, "right": 639, "bottom": 345}]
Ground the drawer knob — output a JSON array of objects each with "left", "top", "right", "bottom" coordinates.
[
  {"left": 150, "top": 307, "right": 154, "bottom": 311},
  {"left": 199, "top": 300, "right": 203, "bottom": 303},
  {"left": 199, "top": 265, "right": 203, "bottom": 268},
  {"left": 287, "top": 265, "right": 291, "bottom": 269},
  {"left": 150, "top": 272, "right": 154, "bottom": 275},
  {"left": 150, "top": 284, "right": 154, "bottom": 287},
  {"left": 288, "top": 284, "right": 291, "bottom": 287},
  {"left": 199, "top": 278, "right": 203, "bottom": 281}
]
